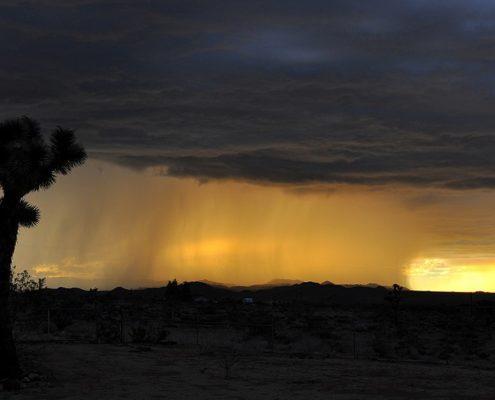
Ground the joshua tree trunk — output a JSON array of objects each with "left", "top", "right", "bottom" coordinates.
[
  {"left": 0, "top": 199, "right": 21, "bottom": 380},
  {"left": 0, "top": 117, "right": 87, "bottom": 382}
]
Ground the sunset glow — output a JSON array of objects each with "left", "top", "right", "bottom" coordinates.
[
  {"left": 10, "top": 160, "right": 495, "bottom": 291},
  {"left": 406, "top": 258, "right": 495, "bottom": 292},
  {"left": 5, "top": 2, "right": 495, "bottom": 396},
  {"left": 5, "top": 1, "right": 495, "bottom": 294}
]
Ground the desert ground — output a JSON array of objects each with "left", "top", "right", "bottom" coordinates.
[
  {"left": 5, "top": 282, "right": 495, "bottom": 399},
  {"left": 4, "top": 342, "right": 495, "bottom": 400}
]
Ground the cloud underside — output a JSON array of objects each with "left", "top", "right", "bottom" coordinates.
[
  {"left": 2, "top": 0, "right": 495, "bottom": 189},
  {"left": 97, "top": 149, "right": 495, "bottom": 190}
]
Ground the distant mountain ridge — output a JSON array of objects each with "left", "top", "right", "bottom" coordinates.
[
  {"left": 198, "top": 279, "right": 390, "bottom": 291},
  {"left": 185, "top": 281, "right": 493, "bottom": 306},
  {"left": 46, "top": 280, "right": 495, "bottom": 307},
  {"left": 197, "top": 278, "right": 303, "bottom": 291}
]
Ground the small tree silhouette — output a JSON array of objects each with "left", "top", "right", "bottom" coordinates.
[
  {"left": 0, "top": 117, "right": 86, "bottom": 381},
  {"left": 165, "top": 279, "right": 179, "bottom": 299},
  {"left": 10, "top": 267, "right": 43, "bottom": 293},
  {"left": 385, "top": 283, "right": 404, "bottom": 328}
]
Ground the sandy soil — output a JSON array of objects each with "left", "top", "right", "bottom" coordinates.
[{"left": 4, "top": 343, "right": 495, "bottom": 399}]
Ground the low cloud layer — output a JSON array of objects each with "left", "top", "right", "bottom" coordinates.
[{"left": 2, "top": 1, "right": 495, "bottom": 189}]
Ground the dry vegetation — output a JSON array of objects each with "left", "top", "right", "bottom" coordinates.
[{"left": 4, "top": 282, "right": 495, "bottom": 398}]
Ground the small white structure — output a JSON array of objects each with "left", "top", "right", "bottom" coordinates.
[{"left": 242, "top": 297, "right": 254, "bottom": 304}]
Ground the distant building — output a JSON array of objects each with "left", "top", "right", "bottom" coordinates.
[{"left": 242, "top": 297, "right": 254, "bottom": 304}]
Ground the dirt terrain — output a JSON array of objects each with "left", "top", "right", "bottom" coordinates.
[
  {"left": 5, "top": 343, "right": 495, "bottom": 400},
  {"left": 6, "top": 283, "right": 495, "bottom": 399}
]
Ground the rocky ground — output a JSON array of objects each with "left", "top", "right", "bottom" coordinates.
[{"left": 3, "top": 343, "right": 495, "bottom": 399}]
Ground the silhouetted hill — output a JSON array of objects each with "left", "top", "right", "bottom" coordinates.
[
  {"left": 198, "top": 278, "right": 303, "bottom": 292},
  {"left": 184, "top": 281, "right": 495, "bottom": 306},
  {"left": 197, "top": 279, "right": 230, "bottom": 288},
  {"left": 40, "top": 281, "right": 495, "bottom": 307},
  {"left": 202, "top": 282, "right": 495, "bottom": 305}
]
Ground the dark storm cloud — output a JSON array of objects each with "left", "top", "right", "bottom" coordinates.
[{"left": 2, "top": 0, "right": 495, "bottom": 189}]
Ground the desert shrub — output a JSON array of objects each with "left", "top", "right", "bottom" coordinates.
[
  {"left": 274, "top": 328, "right": 299, "bottom": 345},
  {"left": 438, "top": 342, "right": 456, "bottom": 361},
  {"left": 130, "top": 321, "right": 171, "bottom": 344},
  {"left": 243, "top": 324, "right": 271, "bottom": 340},
  {"left": 51, "top": 311, "right": 73, "bottom": 331},
  {"left": 10, "top": 268, "right": 46, "bottom": 323},
  {"left": 130, "top": 325, "right": 147, "bottom": 343},
  {"left": 372, "top": 331, "right": 394, "bottom": 358},
  {"left": 11, "top": 268, "right": 45, "bottom": 293},
  {"left": 64, "top": 321, "right": 96, "bottom": 341},
  {"left": 218, "top": 346, "right": 240, "bottom": 379},
  {"left": 156, "top": 328, "right": 171, "bottom": 343},
  {"left": 96, "top": 311, "right": 122, "bottom": 343}
]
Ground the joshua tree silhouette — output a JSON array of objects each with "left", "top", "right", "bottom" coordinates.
[{"left": 0, "top": 117, "right": 86, "bottom": 382}]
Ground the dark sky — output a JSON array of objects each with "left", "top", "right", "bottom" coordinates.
[
  {"left": 8, "top": 1, "right": 495, "bottom": 290},
  {"left": 2, "top": 0, "right": 495, "bottom": 189}
]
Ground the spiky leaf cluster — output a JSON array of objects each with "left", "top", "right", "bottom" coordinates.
[{"left": 0, "top": 116, "right": 86, "bottom": 227}]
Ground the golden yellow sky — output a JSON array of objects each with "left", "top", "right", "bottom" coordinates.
[{"left": 13, "top": 160, "right": 495, "bottom": 292}]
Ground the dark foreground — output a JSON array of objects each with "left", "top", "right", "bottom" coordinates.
[
  {"left": 4, "top": 343, "right": 495, "bottom": 399},
  {"left": 6, "top": 282, "right": 495, "bottom": 398}
]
